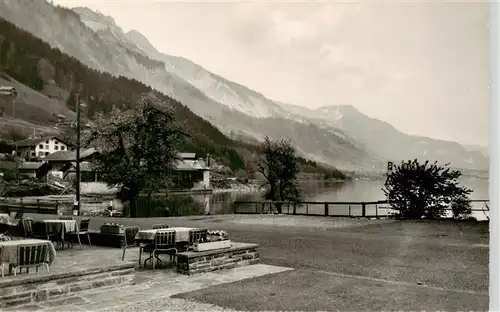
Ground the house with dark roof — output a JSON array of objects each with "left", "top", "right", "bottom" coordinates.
[
  {"left": 172, "top": 153, "right": 211, "bottom": 189},
  {"left": 0, "top": 161, "right": 49, "bottom": 179},
  {"left": 13, "top": 136, "right": 71, "bottom": 160},
  {"left": 43, "top": 149, "right": 211, "bottom": 189},
  {"left": 43, "top": 147, "right": 100, "bottom": 181}
]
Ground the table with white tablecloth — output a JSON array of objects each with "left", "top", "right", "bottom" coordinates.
[
  {"left": 134, "top": 227, "right": 196, "bottom": 243},
  {"left": 0, "top": 239, "right": 56, "bottom": 274},
  {"left": 43, "top": 219, "right": 77, "bottom": 240}
]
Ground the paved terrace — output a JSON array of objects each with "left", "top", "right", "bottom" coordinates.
[{"left": 17, "top": 214, "right": 489, "bottom": 311}]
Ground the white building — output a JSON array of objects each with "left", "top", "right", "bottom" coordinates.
[
  {"left": 14, "top": 136, "right": 71, "bottom": 160},
  {"left": 0, "top": 86, "right": 17, "bottom": 96}
]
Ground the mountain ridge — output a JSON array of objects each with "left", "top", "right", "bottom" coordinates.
[
  {"left": 0, "top": 1, "right": 488, "bottom": 172},
  {"left": 0, "top": 0, "right": 377, "bottom": 171},
  {"left": 278, "top": 103, "right": 488, "bottom": 170},
  {"left": 0, "top": 16, "right": 351, "bottom": 179}
]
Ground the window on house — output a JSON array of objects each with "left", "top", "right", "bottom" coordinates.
[
  {"left": 38, "top": 152, "right": 44, "bottom": 156},
  {"left": 45, "top": 145, "right": 49, "bottom": 149},
  {"left": 39, "top": 144, "right": 43, "bottom": 149},
  {"left": 31, "top": 152, "right": 35, "bottom": 156},
  {"left": 45, "top": 152, "right": 49, "bottom": 156},
  {"left": 61, "top": 146, "right": 65, "bottom": 151},
  {"left": 55, "top": 141, "right": 58, "bottom": 144},
  {"left": 45, "top": 140, "right": 49, "bottom": 144},
  {"left": 54, "top": 146, "right": 59, "bottom": 150}
]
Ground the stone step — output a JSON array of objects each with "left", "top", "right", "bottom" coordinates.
[
  {"left": 7, "top": 264, "right": 294, "bottom": 311},
  {"left": 0, "top": 263, "right": 136, "bottom": 309}
]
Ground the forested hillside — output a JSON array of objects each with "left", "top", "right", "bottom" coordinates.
[{"left": 0, "top": 17, "right": 345, "bottom": 179}]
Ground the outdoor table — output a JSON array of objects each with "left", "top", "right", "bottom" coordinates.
[
  {"left": 0, "top": 239, "right": 56, "bottom": 274},
  {"left": 135, "top": 227, "right": 196, "bottom": 243},
  {"left": 43, "top": 219, "right": 78, "bottom": 240}
]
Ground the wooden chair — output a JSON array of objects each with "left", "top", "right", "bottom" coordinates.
[
  {"left": 68, "top": 218, "right": 91, "bottom": 248},
  {"left": 46, "top": 222, "right": 64, "bottom": 248},
  {"left": 21, "top": 218, "right": 33, "bottom": 238},
  {"left": 11, "top": 244, "right": 50, "bottom": 276},
  {"left": 143, "top": 230, "right": 177, "bottom": 270},
  {"left": 188, "top": 228, "right": 208, "bottom": 245},
  {"left": 32, "top": 221, "right": 61, "bottom": 245},
  {"left": 122, "top": 226, "right": 140, "bottom": 261},
  {"left": 152, "top": 224, "right": 169, "bottom": 229},
  {"left": 183, "top": 228, "right": 208, "bottom": 252}
]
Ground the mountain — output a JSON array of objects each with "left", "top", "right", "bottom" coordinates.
[
  {"left": 116, "top": 12, "right": 489, "bottom": 173},
  {"left": 464, "top": 144, "right": 488, "bottom": 158},
  {"left": 0, "top": 16, "right": 348, "bottom": 179},
  {"left": 279, "top": 103, "right": 489, "bottom": 171},
  {"left": 0, "top": 1, "right": 486, "bottom": 172},
  {"left": 0, "top": 1, "right": 376, "bottom": 171}
]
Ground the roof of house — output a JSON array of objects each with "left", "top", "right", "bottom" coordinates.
[
  {"left": 20, "top": 162, "right": 45, "bottom": 170},
  {"left": 14, "top": 136, "right": 70, "bottom": 147},
  {"left": 178, "top": 153, "right": 197, "bottom": 160},
  {"left": 0, "top": 161, "right": 16, "bottom": 170},
  {"left": 176, "top": 159, "right": 209, "bottom": 171},
  {"left": 0, "top": 161, "right": 44, "bottom": 170},
  {"left": 44, "top": 147, "right": 99, "bottom": 162}
]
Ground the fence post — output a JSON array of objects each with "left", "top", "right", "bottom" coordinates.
[
  {"left": 324, "top": 202, "right": 329, "bottom": 216},
  {"left": 362, "top": 202, "right": 366, "bottom": 217},
  {"left": 55, "top": 200, "right": 59, "bottom": 214},
  {"left": 349, "top": 205, "right": 351, "bottom": 217},
  {"left": 37, "top": 199, "right": 40, "bottom": 213},
  {"left": 20, "top": 197, "right": 23, "bottom": 208},
  {"left": 375, "top": 204, "right": 378, "bottom": 218},
  {"left": 293, "top": 203, "right": 297, "bottom": 215}
]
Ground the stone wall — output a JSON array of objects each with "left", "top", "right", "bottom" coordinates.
[
  {"left": 0, "top": 263, "right": 135, "bottom": 308},
  {"left": 176, "top": 242, "right": 259, "bottom": 275}
]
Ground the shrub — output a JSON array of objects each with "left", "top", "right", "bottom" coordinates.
[{"left": 383, "top": 159, "right": 472, "bottom": 220}]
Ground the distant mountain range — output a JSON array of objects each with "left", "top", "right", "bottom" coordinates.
[{"left": 0, "top": 0, "right": 488, "bottom": 173}]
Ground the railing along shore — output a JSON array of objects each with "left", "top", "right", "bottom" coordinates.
[
  {"left": 0, "top": 196, "right": 490, "bottom": 219},
  {"left": 232, "top": 199, "right": 490, "bottom": 218}
]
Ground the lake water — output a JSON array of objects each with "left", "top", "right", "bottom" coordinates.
[{"left": 196, "top": 177, "right": 489, "bottom": 220}]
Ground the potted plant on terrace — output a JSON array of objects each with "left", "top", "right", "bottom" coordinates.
[
  {"left": 193, "top": 230, "right": 231, "bottom": 252},
  {"left": 100, "top": 222, "right": 124, "bottom": 234}
]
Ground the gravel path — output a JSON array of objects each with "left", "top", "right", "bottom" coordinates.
[{"left": 100, "top": 298, "right": 238, "bottom": 312}]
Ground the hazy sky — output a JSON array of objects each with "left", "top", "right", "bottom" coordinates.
[{"left": 53, "top": 0, "right": 489, "bottom": 146}]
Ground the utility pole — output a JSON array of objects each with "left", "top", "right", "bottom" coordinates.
[{"left": 74, "top": 92, "right": 81, "bottom": 216}]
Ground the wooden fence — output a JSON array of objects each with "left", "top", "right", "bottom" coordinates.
[
  {"left": 232, "top": 199, "right": 490, "bottom": 218},
  {"left": 0, "top": 198, "right": 60, "bottom": 215}
]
